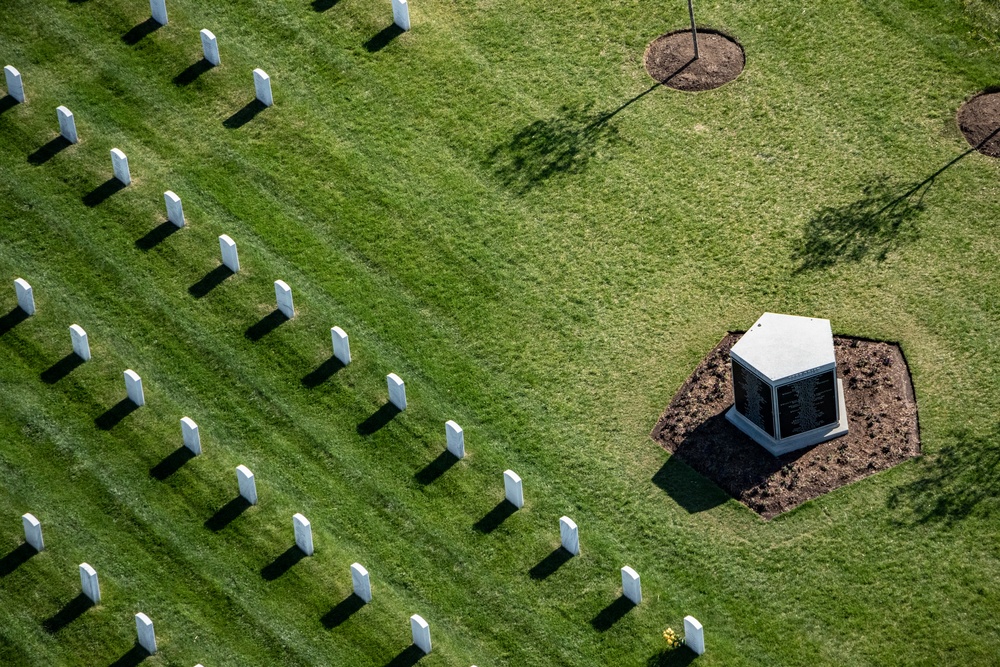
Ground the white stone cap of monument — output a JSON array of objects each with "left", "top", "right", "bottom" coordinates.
[{"left": 729, "top": 312, "right": 835, "bottom": 383}]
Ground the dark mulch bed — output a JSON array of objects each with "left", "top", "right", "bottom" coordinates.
[
  {"left": 957, "top": 91, "right": 1000, "bottom": 157},
  {"left": 644, "top": 29, "right": 745, "bottom": 91},
  {"left": 651, "top": 333, "right": 920, "bottom": 519}
]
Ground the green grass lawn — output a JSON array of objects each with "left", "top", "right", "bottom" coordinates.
[{"left": 1, "top": 0, "right": 999, "bottom": 665}]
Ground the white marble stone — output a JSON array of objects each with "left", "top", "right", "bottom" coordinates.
[
  {"left": 180, "top": 417, "right": 201, "bottom": 455},
  {"left": 57, "top": 106, "right": 78, "bottom": 143},
  {"left": 731, "top": 313, "right": 835, "bottom": 383},
  {"left": 274, "top": 280, "right": 294, "bottom": 318},
  {"left": 110, "top": 148, "right": 131, "bottom": 185},
  {"left": 293, "top": 513, "right": 314, "bottom": 556},
  {"left": 684, "top": 615, "right": 705, "bottom": 655},
  {"left": 392, "top": 0, "right": 411, "bottom": 31},
  {"left": 253, "top": 69, "right": 273, "bottom": 107},
  {"left": 331, "top": 326, "right": 351, "bottom": 365},
  {"left": 22, "top": 513, "right": 43, "bottom": 551},
  {"left": 559, "top": 516, "right": 579, "bottom": 555},
  {"left": 219, "top": 234, "right": 240, "bottom": 272},
  {"left": 79, "top": 563, "right": 101, "bottom": 603},
  {"left": 503, "top": 470, "right": 523, "bottom": 509},
  {"left": 445, "top": 420, "right": 464, "bottom": 458},
  {"left": 135, "top": 612, "right": 157, "bottom": 654},
  {"left": 124, "top": 369, "right": 145, "bottom": 406},
  {"left": 200, "top": 29, "right": 220, "bottom": 66},
  {"left": 351, "top": 563, "right": 371, "bottom": 603},
  {"left": 236, "top": 465, "right": 257, "bottom": 504},
  {"left": 387, "top": 373, "right": 406, "bottom": 410},
  {"left": 164, "top": 191, "right": 184, "bottom": 227},
  {"left": 621, "top": 566, "right": 641, "bottom": 604},
  {"left": 14, "top": 278, "right": 35, "bottom": 315},
  {"left": 410, "top": 614, "right": 431, "bottom": 654},
  {"left": 4, "top": 66, "right": 24, "bottom": 103},
  {"left": 69, "top": 324, "right": 91, "bottom": 361},
  {"left": 150, "top": 0, "right": 168, "bottom": 25}
]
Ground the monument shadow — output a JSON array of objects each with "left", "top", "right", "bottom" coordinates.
[
  {"left": 107, "top": 643, "right": 149, "bottom": 667},
  {"left": 82, "top": 178, "right": 127, "bottom": 208},
  {"left": 0, "top": 95, "right": 18, "bottom": 115},
  {"left": 0, "top": 307, "right": 30, "bottom": 337},
  {"left": 150, "top": 446, "right": 196, "bottom": 480},
  {"left": 188, "top": 265, "right": 233, "bottom": 299},
  {"left": 224, "top": 100, "right": 267, "bottom": 129},
  {"left": 173, "top": 58, "right": 213, "bottom": 86},
  {"left": 43, "top": 593, "right": 93, "bottom": 633},
  {"left": 357, "top": 403, "right": 400, "bottom": 435},
  {"left": 651, "top": 452, "right": 728, "bottom": 515},
  {"left": 245, "top": 310, "right": 287, "bottom": 341},
  {"left": 529, "top": 546, "right": 573, "bottom": 580},
  {"left": 364, "top": 24, "right": 404, "bottom": 52},
  {"left": 383, "top": 645, "right": 424, "bottom": 667},
  {"left": 28, "top": 136, "right": 72, "bottom": 166},
  {"left": 312, "top": 0, "right": 340, "bottom": 11},
  {"left": 473, "top": 499, "right": 518, "bottom": 533},
  {"left": 647, "top": 647, "right": 697, "bottom": 667},
  {"left": 40, "top": 353, "right": 85, "bottom": 384},
  {"left": 95, "top": 399, "right": 140, "bottom": 431},
  {"left": 261, "top": 545, "right": 307, "bottom": 580},
  {"left": 591, "top": 595, "right": 635, "bottom": 632},
  {"left": 320, "top": 593, "right": 365, "bottom": 629},
  {"left": 135, "top": 220, "right": 180, "bottom": 251},
  {"left": 414, "top": 450, "right": 458, "bottom": 485},
  {"left": 301, "top": 356, "right": 344, "bottom": 388},
  {"left": 204, "top": 496, "right": 251, "bottom": 532},
  {"left": 0, "top": 542, "right": 37, "bottom": 577},
  {"left": 121, "top": 17, "right": 161, "bottom": 45}
]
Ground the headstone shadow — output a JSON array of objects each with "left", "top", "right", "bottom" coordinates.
[
  {"left": 28, "top": 136, "right": 72, "bottom": 166},
  {"left": 204, "top": 496, "right": 251, "bottom": 532},
  {"left": 357, "top": 402, "right": 401, "bottom": 435},
  {"left": 40, "top": 353, "right": 85, "bottom": 384},
  {"left": 651, "top": 454, "right": 728, "bottom": 514},
  {"left": 0, "top": 542, "right": 37, "bottom": 577},
  {"left": 301, "top": 356, "right": 344, "bottom": 388},
  {"left": 364, "top": 24, "right": 404, "bottom": 53},
  {"left": 320, "top": 593, "right": 365, "bottom": 629},
  {"left": 413, "top": 450, "right": 458, "bottom": 485},
  {"left": 107, "top": 643, "right": 150, "bottom": 667},
  {"left": 311, "top": 0, "right": 340, "bottom": 10},
  {"left": 261, "top": 545, "right": 306, "bottom": 580},
  {"left": 135, "top": 220, "right": 180, "bottom": 251},
  {"left": 473, "top": 499, "right": 518, "bottom": 533},
  {"left": 188, "top": 265, "right": 234, "bottom": 299},
  {"left": 149, "top": 445, "right": 196, "bottom": 480},
  {"left": 0, "top": 95, "right": 18, "bottom": 115},
  {"left": 529, "top": 546, "right": 573, "bottom": 580},
  {"left": 647, "top": 647, "right": 697, "bottom": 667},
  {"left": 590, "top": 596, "right": 635, "bottom": 631},
  {"left": 43, "top": 593, "right": 93, "bottom": 633},
  {"left": 245, "top": 310, "right": 288, "bottom": 341},
  {"left": 223, "top": 100, "right": 267, "bottom": 129},
  {"left": 94, "top": 398, "right": 140, "bottom": 431},
  {"left": 173, "top": 58, "right": 213, "bottom": 86},
  {"left": 121, "top": 17, "right": 161, "bottom": 45},
  {"left": 82, "top": 178, "right": 127, "bottom": 208},
  {"left": 383, "top": 645, "right": 424, "bottom": 667},
  {"left": 0, "top": 307, "right": 30, "bottom": 337}
]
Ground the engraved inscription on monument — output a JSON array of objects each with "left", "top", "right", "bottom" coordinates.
[
  {"left": 732, "top": 359, "right": 775, "bottom": 437},
  {"left": 776, "top": 371, "right": 837, "bottom": 438}
]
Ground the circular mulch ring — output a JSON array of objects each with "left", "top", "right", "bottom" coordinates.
[
  {"left": 644, "top": 28, "right": 745, "bottom": 91},
  {"left": 957, "top": 91, "right": 1000, "bottom": 157}
]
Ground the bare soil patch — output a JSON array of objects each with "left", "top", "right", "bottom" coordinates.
[
  {"left": 651, "top": 333, "right": 920, "bottom": 519},
  {"left": 644, "top": 29, "right": 745, "bottom": 91},
  {"left": 957, "top": 91, "right": 1000, "bottom": 157}
]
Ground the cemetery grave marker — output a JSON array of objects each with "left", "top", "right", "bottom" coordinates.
[
  {"left": 57, "top": 106, "right": 78, "bottom": 143},
  {"left": 274, "top": 280, "right": 294, "bottom": 318},
  {"left": 79, "top": 563, "right": 101, "bottom": 603},
  {"left": 124, "top": 369, "right": 145, "bottom": 406},
  {"left": 331, "top": 326, "right": 351, "bottom": 365},
  {"left": 236, "top": 465, "right": 258, "bottom": 504},
  {"left": 69, "top": 324, "right": 91, "bottom": 361},
  {"left": 14, "top": 278, "right": 35, "bottom": 315},
  {"left": 110, "top": 148, "right": 131, "bottom": 185},
  {"left": 387, "top": 373, "right": 406, "bottom": 410},
  {"left": 164, "top": 191, "right": 184, "bottom": 227},
  {"left": 150, "top": 0, "right": 168, "bottom": 26},
  {"left": 200, "top": 29, "right": 220, "bottom": 66},
  {"left": 253, "top": 69, "right": 273, "bottom": 107},
  {"left": 135, "top": 612, "right": 157, "bottom": 654},
  {"left": 4, "top": 66, "right": 24, "bottom": 103},
  {"left": 621, "top": 566, "right": 641, "bottom": 604},
  {"left": 445, "top": 420, "right": 464, "bottom": 458},
  {"left": 293, "top": 513, "right": 314, "bottom": 556},
  {"left": 219, "top": 234, "right": 240, "bottom": 272},
  {"left": 503, "top": 470, "right": 523, "bottom": 508},
  {"left": 392, "top": 0, "right": 411, "bottom": 31},
  {"left": 410, "top": 614, "right": 432, "bottom": 653},
  {"left": 684, "top": 615, "right": 705, "bottom": 654},
  {"left": 22, "top": 513, "right": 44, "bottom": 551},
  {"left": 559, "top": 516, "right": 579, "bottom": 555},
  {"left": 181, "top": 417, "right": 201, "bottom": 455},
  {"left": 351, "top": 563, "right": 372, "bottom": 603}
]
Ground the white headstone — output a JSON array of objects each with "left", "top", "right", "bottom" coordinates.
[
  {"left": 236, "top": 465, "right": 257, "bottom": 504},
  {"left": 293, "top": 513, "right": 314, "bottom": 556},
  {"left": 274, "top": 280, "right": 294, "bottom": 318},
  {"left": 445, "top": 420, "right": 464, "bottom": 458},
  {"left": 110, "top": 148, "right": 131, "bottom": 185},
  {"left": 22, "top": 513, "right": 43, "bottom": 551},
  {"left": 503, "top": 470, "right": 523, "bottom": 509},
  {"left": 135, "top": 612, "right": 157, "bottom": 654},
  {"left": 621, "top": 566, "right": 641, "bottom": 604},
  {"left": 410, "top": 614, "right": 431, "bottom": 654},
  {"left": 219, "top": 234, "right": 240, "bottom": 272},
  {"left": 4, "top": 66, "right": 24, "bottom": 103},
  {"left": 331, "top": 326, "right": 351, "bottom": 365},
  {"left": 79, "top": 563, "right": 101, "bottom": 603},
  {"left": 124, "top": 369, "right": 145, "bottom": 406},
  {"left": 200, "top": 29, "right": 220, "bottom": 66},
  {"left": 180, "top": 417, "right": 201, "bottom": 455},
  {"left": 57, "top": 106, "right": 78, "bottom": 143},
  {"left": 14, "top": 278, "right": 35, "bottom": 315},
  {"left": 150, "top": 0, "right": 168, "bottom": 25},
  {"left": 684, "top": 615, "right": 705, "bottom": 655},
  {"left": 164, "top": 191, "right": 184, "bottom": 227},
  {"left": 351, "top": 563, "right": 371, "bottom": 603},
  {"left": 559, "top": 516, "right": 579, "bottom": 555},
  {"left": 69, "top": 324, "right": 91, "bottom": 361},
  {"left": 387, "top": 373, "right": 406, "bottom": 410},
  {"left": 253, "top": 69, "right": 273, "bottom": 107},
  {"left": 392, "top": 0, "right": 411, "bottom": 31}
]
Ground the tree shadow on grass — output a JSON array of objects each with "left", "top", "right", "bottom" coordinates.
[
  {"left": 364, "top": 24, "right": 404, "bottom": 53},
  {"left": 413, "top": 450, "right": 458, "bottom": 485},
  {"left": 651, "top": 454, "right": 728, "bottom": 514},
  {"left": 357, "top": 403, "right": 400, "bottom": 435},
  {"left": 224, "top": 100, "right": 267, "bottom": 129},
  {"left": 261, "top": 545, "right": 306, "bottom": 580},
  {"left": 245, "top": 310, "right": 287, "bottom": 341},
  {"left": 301, "top": 356, "right": 344, "bottom": 388},
  {"left": 108, "top": 643, "right": 149, "bottom": 667},
  {"left": 591, "top": 596, "right": 635, "bottom": 632},
  {"left": 188, "top": 265, "right": 233, "bottom": 298},
  {"left": 95, "top": 399, "right": 139, "bottom": 431},
  {"left": 173, "top": 58, "right": 213, "bottom": 86},
  {"left": 0, "top": 96, "right": 19, "bottom": 115},
  {"left": 204, "top": 496, "right": 251, "bottom": 531},
  {"left": 121, "top": 17, "right": 161, "bottom": 45},
  {"left": 135, "top": 221, "right": 180, "bottom": 251},
  {"left": 0, "top": 543, "right": 37, "bottom": 577},
  {"left": 473, "top": 499, "right": 518, "bottom": 533},
  {"left": 312, "top": 0, "right": 340, "bottom": 11},
  {"left": 43, "top": 593, "right": 93, "bottom": 633},
  {"left": 647, "top": 647, "right": 697, "bottom": 667},
  {"left": 40, "top": 353, "right": 85, "bottom": 384},
  {"left": 321, "top": 593, "right": 365, "bottom": 629},
  {"left": 0, "top": 307, "right": 30, "bottom": 337},
  {"left": 149, "top": 446, "right": 195, "bottom": 480},
  {"left": 28, "top": 136, "right": 71, "bottom": 165},
  {"left": 529, "top": 546, "right": 573, "bottom": 580},
  {"left": 82, "top": 178, "right": 127, "bottom": 208},
  {"left": 383, "top": 645, "right": 424, "bottom": 667}
]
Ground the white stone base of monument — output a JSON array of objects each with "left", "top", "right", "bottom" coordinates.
[
  {"left": 503, "top": 470, "right": 523, "bottom": 508},
  {"left": 445, "top": 420, "right": 464, "bottom": 458},
  {"left": 200, "top": 29, "right": 220, "bottom": 66},
  {"left": 621, "top": 566, "right": 641, "bottom": 604},
  {"left": 351, "top": 563, "right": 372, "bottom": 603},
  {"left": 181, "top": 417, "right": 201, "bottom": 455},
  {"left": 253, "top": 69, "right": 273, "bottom": 107},
  {"left": 79, "top": 563, "right": 101, "bottom": 603},
  {"left": 22, "top": 513, "right": 43, "bottom": 551},
  {"left": 410, "top": 614, "right": 431, "bottom": 654},
  {"left": 110, "top": 148, "right": 131, "bottom": 185},
  {"left": 4, "top": 66, "right": 24, "bottom": 103},
  {"left": 392, "top": 0, "right": 411, "bottom": 31},
  {"left": 164, "top": 191, "right": 184, "bottom": 227},
  {"left": 135, "top": 612, "right": 157, "bottom": 654},
  {"left": 70, "top": 324, "right": 91, "bottom": 361},
  {"left": 331, "top": 326, "right": 351, "bottom": 365},
  {"left": 387, "top": 373, "right": 406, "bottom": 410},
  {"left": 219, "top": 234, "right": 240, "bottom": 272},
  {"left": 236, "top": 465, "right": 258, "bottom": 504},
  {"left": 293, "top": 513, "right": 314, "bottom": 556},
  {"left": 57, "top": 106, "right": 78, "bottom": 143},
  {"left": 150, "top": 0, "right": 168, "bottom": 25},
  {"left": 124, "top": 369, "right": 145, "bottom": 406},
  {"left": 559, "top": 516, "right": 579, "bottom": 555},
  {"left": 274, "top": 280, "right": 294, "bottom": 318},
  {"left": 725, "top": 378, "right": 849, "bottom": 456},
  {"left": 683, "top": 615, "right": 705, "bottom": 655},
  {"left": 14, "top": 278, "right": 35, "bottom": 315}
]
